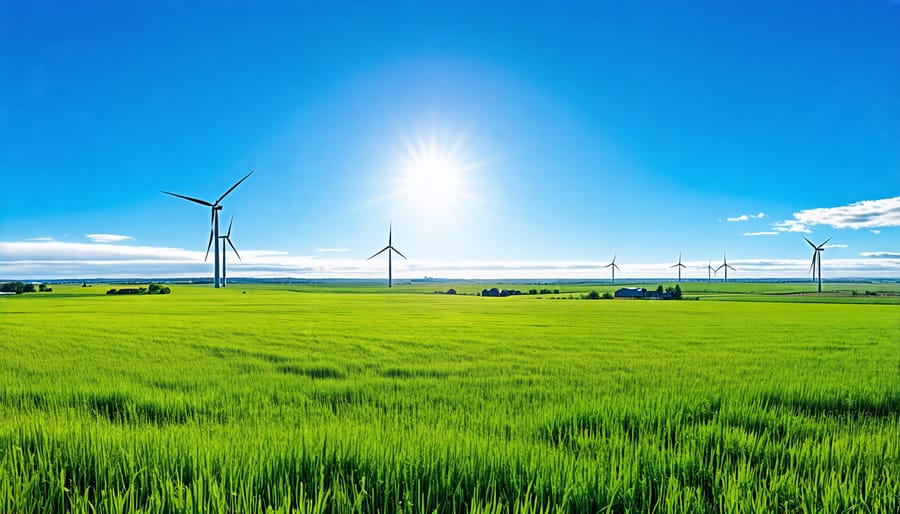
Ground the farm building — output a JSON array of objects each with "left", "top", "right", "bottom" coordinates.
[
  {"left": 614, "top": 288, "right": 645, "bottom": 299},
  {"left": 614, "top": 287, "right": 676, "bottom": 300}
]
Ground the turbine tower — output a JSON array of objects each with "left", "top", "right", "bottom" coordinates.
[
  {"left": 162, "top": 172, "right": 252, "bottom": 288},
  {"left": 368, "top": 223, "right": 407, "bottom": 287},
  {"left": 217, "top": 217, "right": 242, "bottom": 288},
  {"left": 707, "top": 260, "right": 717, "bottom": 283},
  {"left": 671, "top": 253, "right": 686, "bottom": 282},
  {"left": 804, "top": 236, "right": 832, "bottom": 293},
  {"left": 716, "top": 253, "right": 735, "bottom": 283},
  {"left": 604, "top": 255, "right": 621, "bottom": 284}
]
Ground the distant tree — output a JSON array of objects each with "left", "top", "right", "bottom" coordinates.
[
  {"left": 656, "top": 285, "right": 664, "bottom": 294},
  {"left": 674, "top": 284, "right": 683, "bottom": 299},
  {"left": 107, "top": 289, "right": 118, "bottom": 295},
  {"left": 148, "top": 283, "right": 162, "bottom": 294},
  {"left": 1, "top": 281, "right": 24, "bottom": 294},
  {"left": 584, "top": 290, "right": 601, "bottom": 300},
  {"left": 22, "top": 283, "right": 37, "bottom": 293},
  {"left": 160, "top": 286, "right": 171, "bottom": 294},
  {"left": 553, "top": 289, "right": 560, "bottom": 294},
  {"left": 602, "top": 292, "right": 614, "bottom": 299},
  {"left": 39, "top": 283, "right": 48, "bottom": 292},
  {"left": 528, "top": 289, "right": 538, "bottom": 295}
]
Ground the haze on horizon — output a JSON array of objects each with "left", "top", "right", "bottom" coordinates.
[{"left": 2, "top": 1, "right": 899, "bottom": 281}]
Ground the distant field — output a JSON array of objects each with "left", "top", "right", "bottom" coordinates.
[{"left": 1, "top": 283, "right": 898, "bottom": 513}]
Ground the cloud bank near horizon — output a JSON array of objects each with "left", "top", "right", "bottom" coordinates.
[{"left": 2, "top": 240, "right": 898, "bottom": 280}]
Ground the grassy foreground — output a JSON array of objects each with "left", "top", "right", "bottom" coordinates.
[{"left": 1, "top": 284, "right": 898, "bottom": 513}]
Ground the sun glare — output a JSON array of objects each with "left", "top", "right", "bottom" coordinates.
[{"left": 395, "top": 132, "right": 480, "bottom": 218}]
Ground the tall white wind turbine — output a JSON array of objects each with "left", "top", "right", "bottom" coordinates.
[
  {"left": 368, "top": 223, "right": 407, "bottom": 287},
  {"left": 604, "top": 255, "right": 621, "bottom": 284},
  {"left": 163, "top": 172, "right": 252, "bottom": 288},
  {"left": 218, "top": 217, "right": 241, "bottom": 288},
  {"left": 804, "top": 236, "right": 832, "bottom": 293}
]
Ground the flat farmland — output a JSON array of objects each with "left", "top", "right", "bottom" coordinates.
[{"left": 1, "top": 284, "right": 898, "bottom": 513}]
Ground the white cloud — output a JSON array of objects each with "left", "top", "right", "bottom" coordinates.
[
  {"left": 777, "top": 196, "right": 900, "bottom": 231},
  {"left": 743, "top": 231, "right": 779, "bottom": 237},
  {"left": 26, "top": 237, "right": 55, "bottom": 242},
  {"left": 727, "top": 212, "right": 766, "bottom": 222},
  {"left": 316, "top": 248, "right": 351, "bottom": 253},
  {"left": 860, "top": 251, "right": 900, "bottom": 259},
  {"left": 773, "top": 219, "right": 812, "bottom": 233},
  {"left": 85, "top": 234, "right": 133, "bottom": 243},
  {"left": 871, "top": 229, "right": 881, "bottom": 235},
  {"left": 823, "top": 244, "right": 848, "bottom": 249}
]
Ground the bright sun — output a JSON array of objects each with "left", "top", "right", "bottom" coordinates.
[{"left": 395, "top": 132, "right": 480, "bottom": 217}]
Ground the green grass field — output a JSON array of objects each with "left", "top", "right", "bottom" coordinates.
[{"left": 1, "top": 283, "right": 898, "bottom": 513}]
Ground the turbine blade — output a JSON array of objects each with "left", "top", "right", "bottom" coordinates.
[
  {"left": 613, "top": 263, "right": 621, "bottom": 271},
  {"left": 809, "top": 253, "right": 817, "bottom": 273},
  {"left": 215, "top": 171, "right": 253, "bottom": 204},
  {"left": 820, "top": 237, "right": 832, "bottom": 249},
  {"left": 204, "top": 228, "right": 214, "bottom": 262},
  {"left": 391, "top": 246, "right": 408, "bottom": 260},
  {"left": 226, "top": 217, "right": 234, "bottom": 238},
  {"left": 161, "top": 191, "right": 213, "bottom": 207},
  {"left": 226, "top": 237, "right": 242, "bottom": 261},
  {"left": 367, "top": 246, "right": 389, "bottom": 260},
  {"left": 803, "top": 236, "right": 816, "bottom": 249}
]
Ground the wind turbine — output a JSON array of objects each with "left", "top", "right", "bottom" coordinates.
[
  {"left": 604, "top": 255, "right": 621, "bottom": 284},
  {"left": 162, "top": 172, "right": 252, "bottom": 288},
  {"left": 804, "top": 236, "right": 832, "bottom": 293},
  {"left": 716, "top": 253, "right": 735, "bottom": 283},
  {"left": 368, "top": 223, "right": 407, "bottom": 287},
  {"left": 218, "top": 217, "right": 241, "bottom": 288},
  {"left": 707, "top": 260, "right": 717, "bottom": 283},
  {"left": 671, "top": 253, "right": 686, "bottom": 282}
]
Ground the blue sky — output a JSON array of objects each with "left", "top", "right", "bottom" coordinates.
[{"left": 2, "top": 1, "right": 899, "bottom": 280}]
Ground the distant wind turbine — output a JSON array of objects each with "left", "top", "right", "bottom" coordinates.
[
  {"left": 716, "top": 253, "right": 735, "bottom": 283},
  {"left": 804, "top": 236, "right": 832, "bottom": 293},
  {"left": 707, "top": 260, "right": 717, "bottom": 283},
  {"left": 604, "top": 255, "right": 621, "bottom": 284},
  {"left": 162, "top": 172, "right": 252, "bottom": 288},
  {"left": 217, "top": 217, "right": 241, "bottom": 288},
  {"left": 368, "top": 223, "right": 407, "bottom": 287},
  {"left": 671, "top": 253, "right": 686, "bottom": 282}
]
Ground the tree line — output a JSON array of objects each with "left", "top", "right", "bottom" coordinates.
[
  {"left": 0, "top": 282, "right": 53, "bottom": 294},
  {"left": 106, "top": 283, "right": 171, "bottom": 295}
]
